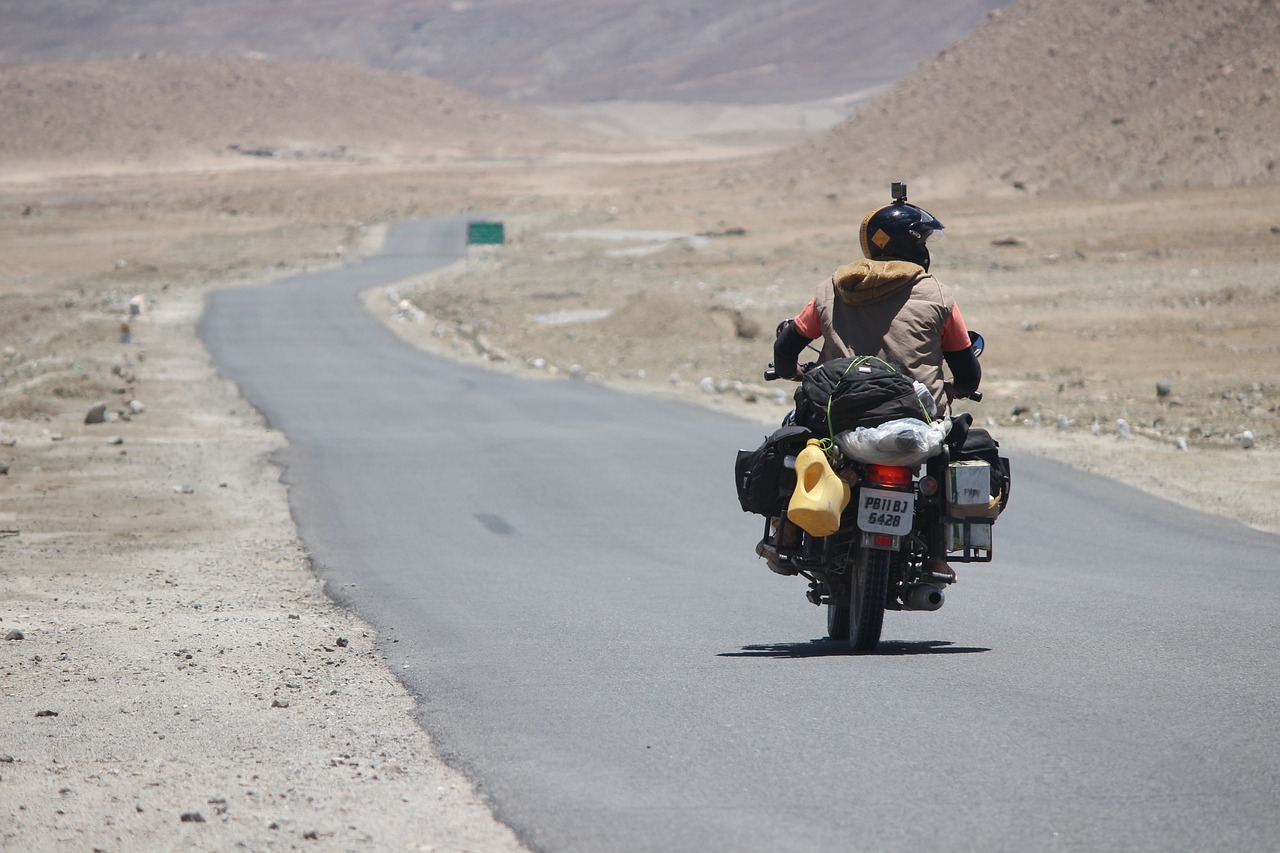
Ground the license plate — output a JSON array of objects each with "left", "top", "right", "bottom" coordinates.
[{"left": 857, "top": 487, "right": 914, "bottom": 536}]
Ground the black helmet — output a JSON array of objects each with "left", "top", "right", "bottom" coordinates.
[{"left": 859, "top": 198, "right": 945, "bottom": 270}]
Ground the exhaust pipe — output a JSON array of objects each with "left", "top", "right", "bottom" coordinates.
[{"left": 905, "top": 583, "right": 945, "bottom": 611}]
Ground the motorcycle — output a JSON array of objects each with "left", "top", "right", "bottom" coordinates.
[{"left": 740, "top": 332, "right": 1007, "bottom": 652}]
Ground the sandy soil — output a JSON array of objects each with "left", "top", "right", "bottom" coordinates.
[{"left": 2, "top": 156, "right": 1277, "bottom": 853}]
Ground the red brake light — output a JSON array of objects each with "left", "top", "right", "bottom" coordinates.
[{"left": 868, "top": 465, "right": 912, "bottom": 489}]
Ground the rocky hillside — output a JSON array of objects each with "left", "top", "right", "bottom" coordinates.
[
  {"left": 0, "top": 56, "right": 612, "bottom": 166},
  {"left": 754, "top": 0, "right": 1280, "bottom": 197},
  {"left": 0, "top": 0, "right": 1009, "bottom": 105}
]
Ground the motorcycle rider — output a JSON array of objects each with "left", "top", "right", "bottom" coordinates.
[{"left": 771, "top": 186, "right": 981, "bottom": 582}]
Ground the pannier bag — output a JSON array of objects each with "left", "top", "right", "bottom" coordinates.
[
  {"left": 794, "top": 356, "right": 928, "bottom": 438},
  {"left": 734, "top": 425, "right": 812, "bottom": 516},
  {"left": 948, "top": 420, "right": 1011, "bottom": 514}
]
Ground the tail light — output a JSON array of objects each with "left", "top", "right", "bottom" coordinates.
[{"left": 867, "top": 464, "right": 912, "bottom": 490}]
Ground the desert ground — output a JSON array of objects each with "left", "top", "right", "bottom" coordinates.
[{"left": 3, "top": 147, "right": 1279, "bottom": 850}]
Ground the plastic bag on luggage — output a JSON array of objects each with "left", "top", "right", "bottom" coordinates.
[{"left": 833, "top": 417, "right": 951, "bottom": 466}]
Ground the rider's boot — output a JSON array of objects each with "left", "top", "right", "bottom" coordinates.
[
  {"left": 924, "top": 560, "right": 957, "bottom": 584},
  {"left": 757, "top": 517, "right": 800, "bottom": 575},
  {"left": 756, "top": 539, "right": 797, "bottom": 575}
]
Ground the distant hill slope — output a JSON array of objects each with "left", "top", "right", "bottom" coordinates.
[
  {"left": 0, "top": 0, "right": 1009, "bottom": 105},
  {"left": 0, "top": 57, "right": 611, "bottom": 166},
  {"left": 755, "top": 0, "right": 1280, "bottom": 196}
]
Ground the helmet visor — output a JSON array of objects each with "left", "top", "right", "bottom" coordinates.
[{"left": 917, "top": 209, "right": 944, "bottom": 241}]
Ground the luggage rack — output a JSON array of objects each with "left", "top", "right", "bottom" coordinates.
[{"left": 943, "top": 515, "right": 995, "bottom": 563}]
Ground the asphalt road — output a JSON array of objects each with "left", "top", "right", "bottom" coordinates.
[{"left": 200, "top": 218, "right": 1280, "bottom": 853}]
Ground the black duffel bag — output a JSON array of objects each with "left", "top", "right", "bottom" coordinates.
[{"left": 734, "top": 425, "right": 812, "bottom": 516}]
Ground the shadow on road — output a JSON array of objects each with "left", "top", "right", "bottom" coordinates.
[{"left": 720, "top": 639, "right": 991, "bottom": 658}]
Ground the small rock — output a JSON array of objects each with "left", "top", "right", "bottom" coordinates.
[
  {"left": 1056, "top": 415, "right": 1071, "bottom": 431},
  {"left": 1116, "top": 419, "right": 1132, "bottom": 440},
  {"left": 0, "top": 462, "right": 9, "bottom": 475},
  {"left": 5, "top": 629, "right": 24, "bottom": 640},
  {"left": 1176, "top": 437, "right": 1189, "bottom": 451},
  {"left": 1237, "top": 430, "right": 1255, "bottom": 450},
  {"left": 335, "top": 637, "right": 349, "bottom": 648},
  {"left": 127, "top": 399, "right": 145, "bottom": 414},
  {"left": 84, "top": 403, "right": 108, "bottom": 425},
  {"left": 271, "top": 699, "right": 290, "bottom": 709},
  {"left": 1156, "top": 379, "right": 1172, "bottom": 398},
  {"left": 35, "top": 710, "right": 58, "bottom": 718},
  {"left": 0, "top": 754, "right": 14, "bottom": 763},
  {"left": 109, "top": 437, "right": 124, "bottom": 446},
  {"left": 180, "top": 812, "right": 205, "bottom": 823},
  {"left": 172, "top": 485, "right": 195, "bottom": 494}
]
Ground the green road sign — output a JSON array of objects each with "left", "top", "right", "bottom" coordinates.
[{"left": 467, "top": 221, "right": 505, "bottom": 245}]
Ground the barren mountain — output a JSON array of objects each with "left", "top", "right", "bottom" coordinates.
[
  {"left": 0, "top": 0, "right": 1009, "bottom": 105},
  {"left": 0, "top": 56, "right": 614, "bottom": 166},
  {"left": 750, "top": 0, "right": 1280, "bottom": 197}
]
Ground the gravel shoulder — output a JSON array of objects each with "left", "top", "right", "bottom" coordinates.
[{"left": 1, "top": 264, "right": 527, "bottom": 852}]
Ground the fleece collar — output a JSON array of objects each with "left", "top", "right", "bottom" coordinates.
[{"left": 832, "top": 258, "right": 926, "bottom": 305}]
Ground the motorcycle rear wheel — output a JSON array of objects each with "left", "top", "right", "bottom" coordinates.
[
  {"left": 827, "top": 595, "right": 850, "bottom": 641},
  {"left": 848, "top": 548, "right": 890, "bottom": 652}
]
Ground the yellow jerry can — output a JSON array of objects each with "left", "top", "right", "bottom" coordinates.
[{"left": 787, "top": 439, "right": 851, "bottom": 537}]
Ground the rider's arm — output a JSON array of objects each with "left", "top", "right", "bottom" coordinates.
[
  {"left": 941, "top": 303, "right": 980, "bottom": 396},
  {"left": 944, "top": 347, "right": 981, "bottom": 396},
  {"left": 773, "top": 304, "right": 818, "bottom": 379}
]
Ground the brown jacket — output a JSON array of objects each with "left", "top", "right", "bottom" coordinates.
[{"left": 813, "top": 258, "right": 957, "bottom": 409}]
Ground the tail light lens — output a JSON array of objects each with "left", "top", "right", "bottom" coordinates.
[{"left": 868, "top": 464, "right": 913, "bottom": 490}]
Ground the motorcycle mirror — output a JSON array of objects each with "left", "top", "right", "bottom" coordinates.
[{"left": 968, "top": 331, "right": 984, "bottom": 358}]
